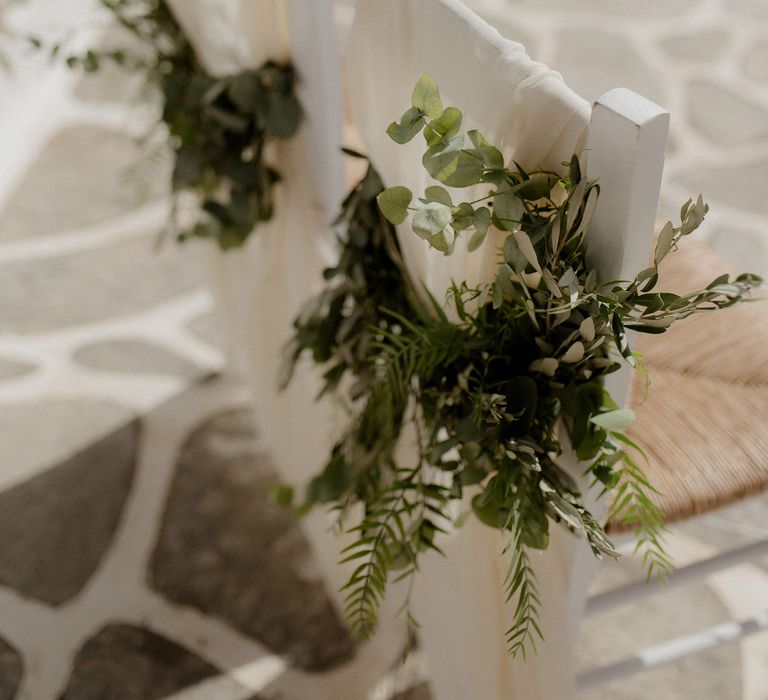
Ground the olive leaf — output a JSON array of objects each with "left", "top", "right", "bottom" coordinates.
[
  {"left": 654, "top": 221, "right": 675, "bottom": 265},
  {"left": 590, "top": 409, "right": 636, "bottom": 431},
  {"left": 511, "top": 230, "right": 542, "bottom": 273}
]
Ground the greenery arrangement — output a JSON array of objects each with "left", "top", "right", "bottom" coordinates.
[
  {"left": 284, "top": 76, "right": 761, "bottom": 656},
  {"left": 35, "top": 0, "right": 301, "bottom": 249}
]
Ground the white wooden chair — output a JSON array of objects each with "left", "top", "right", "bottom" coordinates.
[
  {"left": 344, "top": 1, "right": 768, "bottom": 699},
  {"left": 178, "top": 1, "right": 767, "bottom": 697},
  {"left": 403, "top": 87, "right": 668, "bottom": 700}
]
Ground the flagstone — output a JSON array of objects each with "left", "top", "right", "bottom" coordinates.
[
  {"left": 149, "top": 409, "right": 355, "bottom": 672},
  {"left": 706, "top": 225, "right": 768, "bottom": 277},
  {"left": 186, "top": 311, "right": 226, "bottom": 350},
  {"left": 579, "top": 555, "right": 741, "bottom": 700},
  {"left": 0, "top": 398, "right": 135, "bottom": 491},
  {"left": 59, "top": 624, "right": 218, "bottom": 700},
  {"left": 393, "top": 683, "right": 433, "bottom": 700},
  {"left": 672, "top": 160, "right": 768, "bottom": 216},
  {"left": 658, "top": 29, "right": 730, "bottom": 62},
  {"left": 0, "top": 233, "right": 205, "bottom": 335},
  {"left": 744, "top": 40, "right": 768, "bottom": 83},
  {"left": 0, "top": 126, "right": 169, "bottom": 240},
  {"left": 0, "top": 636, "right": 23, "bottom": 700},
  {"left": 0, "top": 357, "right": 36, "bottom": 382},
  {"left": 686, "top": 80, "right": 768, "bottom": 146},
  {"left": 552, "top": 29, "right": 666, "bottom": 106},
  {"left": 0, "top": 418, "right": 138, "bottom": 605},
  {"left": 73, "top": 339, "right": 206, "bottom": 379}
]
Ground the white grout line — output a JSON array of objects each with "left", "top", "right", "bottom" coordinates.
[{"left": 0, "top": 198, "right": 171, "bottom": 264}]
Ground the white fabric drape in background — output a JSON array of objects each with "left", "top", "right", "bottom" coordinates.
[
  {"left": 167, "top": 5, "right": 416, "bottom": 689},
  {"left": 347, "top": 2, "right": 598, "bottom": 699},
  {"left": 166, "top": 0, "right": 356, "bottom": 600}
]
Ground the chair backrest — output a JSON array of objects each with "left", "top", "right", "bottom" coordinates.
[
  {"left": 346, "top": 0, "right": 668, "bottom": 411},
  {"left": 346, "top": 0, "right": 590, "bottom": 302},
  {"left": 586, "top": 89, "right": 669, "bottom": 406}
]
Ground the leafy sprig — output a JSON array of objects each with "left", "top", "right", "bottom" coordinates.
[
  {"left": 37, "top": 0, "right": 302, "bottom": 249},
  {"left": 284, "top": 76, "right": 761, "bottom": 657}
]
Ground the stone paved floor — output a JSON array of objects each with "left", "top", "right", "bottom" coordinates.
[{"left": 1, "top": 0, "right": 768, "bottom": 698}]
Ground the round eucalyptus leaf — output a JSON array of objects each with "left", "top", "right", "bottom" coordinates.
[
  {"left": 441, "top": 151, "right": 485, "bottom": 187},
  {"left": 377, "top": 186, "right": 413, "bottom": 225},
  {"left": 468, "top": 129, "right": 503, "bottom": 169},
  {"left": 411, "top": 73, "right": 443, "bottom": 118},
  {"left": 386, "top": 106, "right": 424, "bottom": 144},
  {"left": 423, "top": 107, "right": 463, "bottom": 146},
  {"left": 429, "top": 224, "right": 455, "bottom": 253},
  {"left": 425, "top": 185, "right": 453, "bottom": 206},
  {"left": 422, "top": 134, "right": 464, "bottom": 182},
  {"left": 412, "top": 201, "right": 452, "bottom": 239},
  {"left": 493, "top": 183, "right": 524, "bottom": 230},
  {"left": 467, "top": 228, "right": 487, "bottom": 252}
]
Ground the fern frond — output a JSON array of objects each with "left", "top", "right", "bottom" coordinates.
[
  {"left": 340, "top": 474, "right": 415, "bottom": 639},
  {"left": 503, "top": 528, "right": 542, "bottom": 659},
  {"left": 608, "top": 436, "right": 673, "bottom": 579}
]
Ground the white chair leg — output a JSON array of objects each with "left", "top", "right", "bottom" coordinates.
[
  {"left": 586, "top": 537, "right": 768, "bottom": 616},
  {"left": 411, "top": 453, "right": 603, "bottom": 700},
  {"left": 412, "top": 519, "right": 599, "bottom": 700},
  {"left": 579, "top": 609, "right": 768, "bottom": 690}
]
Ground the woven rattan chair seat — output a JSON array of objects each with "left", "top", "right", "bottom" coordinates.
[{"left": 606, "top": 242, "right": 768, "bottom": 532}]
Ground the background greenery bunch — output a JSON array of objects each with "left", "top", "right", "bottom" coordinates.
[
  {"left": 36, "top": 0, "right": 302, "bottom": 249},
  {"left": 285, "top": 75, "right": 761, "bottom": 656}
]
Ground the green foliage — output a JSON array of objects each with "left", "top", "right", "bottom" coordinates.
[
  {"left": 284, "top": 78, "right": 762, "bottom": 656},
  {"left": 38, "top": 0, "right": 301, "bottom": 250},
  {"left": 377, "top": 186, "right": 412, "bottom": 224}
]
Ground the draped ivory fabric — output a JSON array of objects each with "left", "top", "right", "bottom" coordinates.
[
  {"left": 165, "top": 0, "right": 358, "bottom": 599},
  {"left": 347, "top": 0, "right": 590, "bottom": 305},
  {"left": 347, "top": 3, "right": 600, "bottom": 699}
]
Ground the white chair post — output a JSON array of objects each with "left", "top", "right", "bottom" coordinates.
[
  {"left": 585, "top": 88, "right": 669, "bottom": 408},
  {"left": 409, "top": 90, "right": 669, "bottom": 700}
]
